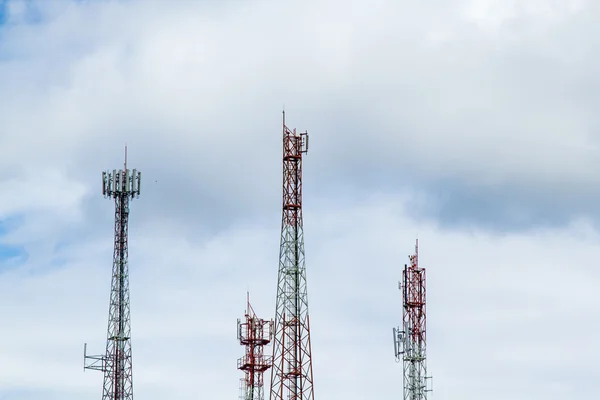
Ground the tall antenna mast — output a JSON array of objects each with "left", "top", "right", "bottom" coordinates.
[
  {"left": 393, "top": 239, "right": 433, "bottom": 400},
  {"left": 237, "top": 293, "right": 274, "bottom": 400},
  {"left": 269, "top": 112, "right": 314, "bottom": 400},
  {"left": 84, "top": 147, "right": 142, "bottom": 400}
]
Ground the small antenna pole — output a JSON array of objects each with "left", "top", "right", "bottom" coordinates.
[{"left": 237, "top": 293, "right": 274, "bottom": 400}]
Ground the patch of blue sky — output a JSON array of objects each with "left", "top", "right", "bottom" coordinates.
[
  {"left": 0, "top": 0, "right": 86, "bottom": 30},
  {"left": 0, "top": 0, "right": 42, "bottom": 27},
  {"left": 0, "top": 215, "right": 28, "bottom": 271},
  {"left": 0, "top": 0, "right": 7, "bottom": 25},
  {"left": 0, "top": 244, "right": 26, "bottom": 261}
]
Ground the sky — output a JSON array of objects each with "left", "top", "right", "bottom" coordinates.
[{"left": 0, "top": 0, "right": 598, "bottom": 399}]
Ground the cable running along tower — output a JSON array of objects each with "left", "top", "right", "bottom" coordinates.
[
  {"left": 84, "top": 147, "right": 141, "bottom": 400},
  {"left": 393, "top": 240, "right": 432, "bottom": 400},
  {"left": 269, "top": 112, "right": 314, "bottom": 400},
  {"left": 238, "top": 293, "right": 274, "bottom": 400}
]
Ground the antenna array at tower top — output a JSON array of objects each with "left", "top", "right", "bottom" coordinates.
[{"left": 102, "top": 168, "right": 141, "bottom": 198}]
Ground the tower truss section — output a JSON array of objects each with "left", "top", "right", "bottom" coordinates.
[
  {"left": 269, "top": 112, "right": 315, "bottom": 400},
  {"left": 84, "top": 147, "right": 141, "bottom": 400},
  {"left": 238, "top": 293, "right": 274, "bottom": 400},
  {"left": 393, "top": 239, "right": 433, "bottom": 400}
]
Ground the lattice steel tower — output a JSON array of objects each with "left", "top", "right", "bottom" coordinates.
[
  {"left": 238, "top": 293, "right": 274, "bottom": 400},
  {"left": 269, "top": 112, "right": 315, "bottom": 400},
  {"left": 84, "top": 147, "right": 141, "bottom": 400},
  {"left": 393, "top": 239, "right": 433, "bottom": 400}
]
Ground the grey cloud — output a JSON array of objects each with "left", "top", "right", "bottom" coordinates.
[{"left": 404, "top": 178, "right": 600, "bottom": 232}]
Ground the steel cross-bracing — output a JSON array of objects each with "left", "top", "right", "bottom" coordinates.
[
  {"left": 238, "top": 293, "right": 274, "bottom": 400},
  {"left": 393, "top": 240, "right": 433, "bottom": 400},
  {"left": 84, "top": 147, "right": 141, "bottom": 400},
  {"left": 269, "top": 112, "right": 315, "bottom": 400}
]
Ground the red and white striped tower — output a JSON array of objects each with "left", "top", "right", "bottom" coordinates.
[{"left": 393, "top": 239, "right": 433, "bottom": 400}]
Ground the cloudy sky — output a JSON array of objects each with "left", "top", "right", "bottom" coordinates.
[{"left": 0, "top": 0, "right": 598, "bottom": 398}]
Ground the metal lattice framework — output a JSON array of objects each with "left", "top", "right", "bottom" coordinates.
[
  {"left": 238, "top": 293, "right": 274, "bottom": 400},
  {"left": 85, "top": 147, "right": 141, "bottom": 400},
  {"left": 393, "top": 239, "right": 432, "bottom": 400},
  {"left": 269, "top": 112, "right": 315, "bottom": 400}
]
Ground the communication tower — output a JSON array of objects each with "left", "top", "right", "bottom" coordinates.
[
  {"left": 84, "top": 146, "right": 141, "bottom": 400},
  {"left": 237, "top": 293, "right": 274, "bottom": 400},
  {"left": 269, "top": 111, "right": 315, "bottom": 400},
  {"left": 393, "top": 239, "right": 433, "bottom": 400}
]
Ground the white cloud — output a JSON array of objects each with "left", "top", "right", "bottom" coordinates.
[
  {"left": 1, "top": 0, "right": 595, "bottom": 189},
  {"left": 0, "top": 0, "right": 598, "bottom": 399}
]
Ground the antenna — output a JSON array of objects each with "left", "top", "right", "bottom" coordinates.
[
  {"left": 393, "top": 239, "right": 433, "bottom": 399},
  {"left": 238, "top": 293, "right": 273, "bottom": 400},
  {"left": 85, "top": 149, "right": 141, "bottom": 400}
]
